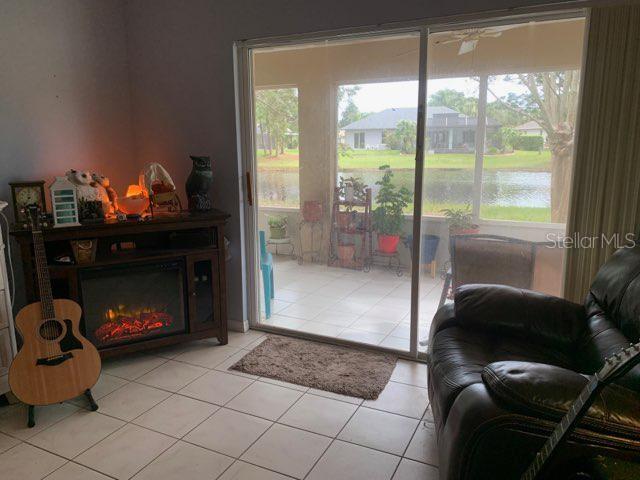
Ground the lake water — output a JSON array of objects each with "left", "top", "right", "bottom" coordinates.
[{"left": 257, "top": 169, "right": 551, "bottom": 209}]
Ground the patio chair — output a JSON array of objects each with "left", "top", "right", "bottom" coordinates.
[
  {"left": 259, "top": 231, "right": 274, "bottom": 319},
  {"left": 438, "top": 234, "right": 536, "bottom": 308}
]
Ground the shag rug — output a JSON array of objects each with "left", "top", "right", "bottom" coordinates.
[{"left": 231, "top": 335, "right": 397, "bottom": 400}]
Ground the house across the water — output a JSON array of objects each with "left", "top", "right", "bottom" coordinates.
[{"left": 341, "top": 106, "right": 500, "bottom": 153}]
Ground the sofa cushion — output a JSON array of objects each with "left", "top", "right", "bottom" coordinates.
[
  {"left": 587, "top": 245, "right": 640, "bottom": 340},
  {"left": 454, "top": 284, "right": 586, "bottom": 351},
  {"left": 429, "top": 326, "right": 576, "bottom": 425},
  {"left": 482, "top": 361, "right": 640, "bottom": 438}
]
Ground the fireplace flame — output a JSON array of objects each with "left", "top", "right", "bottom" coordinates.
[{"left": 95, "top": 305, "right": 174, "bottom": 344}]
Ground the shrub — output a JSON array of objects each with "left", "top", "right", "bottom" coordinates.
[{"left": 513, "top": 135, "right": 544, "bottom": 151}]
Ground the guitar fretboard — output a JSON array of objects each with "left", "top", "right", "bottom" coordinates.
[
  {"left": 32, "top": 230, "right": 55, "bottom": 320},
  {"left": 521, "top": 376, "right": 598, "bottom": 480}
]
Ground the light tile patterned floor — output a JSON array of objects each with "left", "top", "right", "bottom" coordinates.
[
  {"left": 261, "top": 256, "right": 445, "bottom": 353},
  {"left": 0, "top": 330, "right": 437, "bottom": 480}
]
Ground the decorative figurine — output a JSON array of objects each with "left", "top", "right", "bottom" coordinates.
[
  {"left": 186, "top": 156, "right": 213, "bottom": 211},
  {"left": 139, "top": 163, "right": 182, "bottom": 214},
  {"left": 91, "top": 173, "right": 118, "bottom": 215},
  {"left": 65, "top": 169, "right": 104, "bottom": 223}
]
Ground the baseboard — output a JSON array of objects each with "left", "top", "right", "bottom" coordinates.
[{"left": 228, "top": 318, "right": 248, "bottom": 333}]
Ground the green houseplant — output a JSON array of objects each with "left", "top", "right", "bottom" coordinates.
[
  {"left": 440, "top": 205, "right": 479, "bottom": 235},
  {"left": 267, "top": 215, "right": 288, "bottom": 239},
  {"left": 336, "top": 176, "right": 366, "bottom": 231},
  {"left": 372, "top": 165, "right": 412, "bottom": 253}
]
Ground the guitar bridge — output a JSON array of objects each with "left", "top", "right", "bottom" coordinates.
[{"left": 36, "top": 352, "right": 74, "bottom": 366}]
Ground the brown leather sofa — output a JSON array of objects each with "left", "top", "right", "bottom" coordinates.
[{"left": 427, "top": 245, "right": 640, "bottom": 479}]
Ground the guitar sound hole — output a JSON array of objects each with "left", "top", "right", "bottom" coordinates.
[{"left": 40, "top": 320, "right": 64, "bottom": 340}]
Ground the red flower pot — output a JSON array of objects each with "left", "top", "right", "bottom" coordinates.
[
  {"left": 302, "top": 201, "right": 322, "bottom": 222},
  {"left": 337, "top": 244, "right": 355, "bottom": 261},
  {"left": 378, "top": 234, "right": 400, "bottom": 253},
  {"left": 336, "top": 211, "right": 352, "bottom": 229}
]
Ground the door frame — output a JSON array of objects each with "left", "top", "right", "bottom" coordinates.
[{"left": 234, "top": 8, "right": 586, "bottom": 360}]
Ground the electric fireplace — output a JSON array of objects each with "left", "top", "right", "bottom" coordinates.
[
  {"left": 80, "top": 260, "right": 188, "bottom": 348},
  {"left": 12, "top": 211, "right": 229, "bottom": 358}
]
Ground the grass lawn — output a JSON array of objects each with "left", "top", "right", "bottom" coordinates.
[
  {"left": 257, "top": 148, "right": 551, "bottom": 171},
  {"left": 260, "top": 198, "right": 551, "bottom": 223}
]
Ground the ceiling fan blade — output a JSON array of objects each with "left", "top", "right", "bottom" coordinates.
[
  {"left": 438, "top": 38, "right": 464, "bottom": 45},
  {"left": 485, "top": 24, "right": 520, "bottom": 33},
  {"left": 458, "top": 39, "right": 478, "bottom": 55}
]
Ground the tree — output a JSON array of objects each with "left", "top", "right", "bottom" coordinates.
[
  {"left": 488, "top": 72, "right": 580, "bottom": 222},
  {"left": 391, "top": 120, "right": 417, "bottom": 154},
  {"left": 428, "top": 89, "right": 477, "bottom": 117},
  {"left": 339, "top": 102, "right": 365, "bottom": 128},
  {"left": 338, "top": 85, "right": 369, "bottom": 128},
  {"left": 255, "top": 88, "right": 298, "bottom": 156},
  {"left": 486, "top": 93, "right": 530, "bottom": 127},
  {"left": 488, "top": 126, "right": 522, "bottom": 152}
]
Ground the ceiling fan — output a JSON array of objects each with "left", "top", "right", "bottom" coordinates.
[{"left": 435, "top": 26, "right": 518, "bottom": 55}]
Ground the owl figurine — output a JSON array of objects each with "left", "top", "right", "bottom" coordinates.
[{"left": 186, "top": 156, "right": 213, "bottom": 211}]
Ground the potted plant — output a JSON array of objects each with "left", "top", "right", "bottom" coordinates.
[
  {"left": 372, "top": 165, "right": 412, "bottom": 253},
  {"left": 441, "top": 205, "right": 479, "bottom": 235},
  {"left": 267, "top": 215, "right": 288, "bottom": 239},
  {"left": 336, "top": 176, "right": 366, "bottom": 231},
  {"left": 337, "top": 243, "right": 356, "bottom": 262},
  {"left": 336, "top": 208, "right": 355, "bottom": 230},
  {"left": 338, "top": 176, "right": 366, "bottom": 203}
]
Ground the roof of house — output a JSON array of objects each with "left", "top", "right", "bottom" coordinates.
[
  {"left": 342, "top": 106, "right": 499, "bottom": 130},
  {"left": 515, "top": 120, "right": 543, "bottom": 131}
]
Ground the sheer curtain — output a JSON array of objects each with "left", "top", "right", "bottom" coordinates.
[{"left": 564, "top": 4, "right": 640, "bottom": 302}]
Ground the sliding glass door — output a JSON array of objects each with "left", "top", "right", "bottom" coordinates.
[
  {"left": 247, "top": 32, "right": 423, "bottom": 353},
  {"left": 239, "top": 13, "right": 586, "bottom": 358},
  {"left": 417, "top": 17, "right": 586, "bottom": 346}
]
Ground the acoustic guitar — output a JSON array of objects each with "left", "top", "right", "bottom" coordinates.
[
  {"left": 9, "top": 205, "right": 101, "bottom": 427},
  {"left": 521, "top": 341, "right": 640, "bottom": 479}
]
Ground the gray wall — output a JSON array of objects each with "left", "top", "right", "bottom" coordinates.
[
  {"left": 0, "top": 0, "right": 134, "bottom": 308},
  {"left": 0, "top": 0, "right": 135, "bottom": 201}
]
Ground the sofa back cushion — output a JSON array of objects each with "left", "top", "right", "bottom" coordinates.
[{"left": 588, "top": 245, "right": 640, "bottom": 342}]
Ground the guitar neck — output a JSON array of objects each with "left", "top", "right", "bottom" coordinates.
[
  {"left": 32, "top": 229, "right": 55, "bottom": 320},
  {"left": 521, "top": 376, "right": 599, "bottom": 480}
]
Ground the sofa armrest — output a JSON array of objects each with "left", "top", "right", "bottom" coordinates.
[
  {"left": 482, "top": 361, "right": 640, "bottom": 437},
  {"left": 454, "top": 284, "right": 586, "bottom": 350}
]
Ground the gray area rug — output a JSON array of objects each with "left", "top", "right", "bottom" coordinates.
[{"left": 231, "top": 335, "right": 397, "bottom": 400}]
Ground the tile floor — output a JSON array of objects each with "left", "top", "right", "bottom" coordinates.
[
  {"left": 0, "top": 330, "right": 438, "bottom": 480},
  {"left": 261, "top": 256, "right": 445, "bottom": 352}
]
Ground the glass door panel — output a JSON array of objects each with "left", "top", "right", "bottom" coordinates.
[
  {"left": 250, "top": 32, "right": 422, "bottom": 352},
  {"left": 418, "top": 17, "right": 586, "bottom": 351}
]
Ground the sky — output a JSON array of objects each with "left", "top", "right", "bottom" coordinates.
[{"left": 340, "top": 76, "right": 529, "bottom": 115}]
